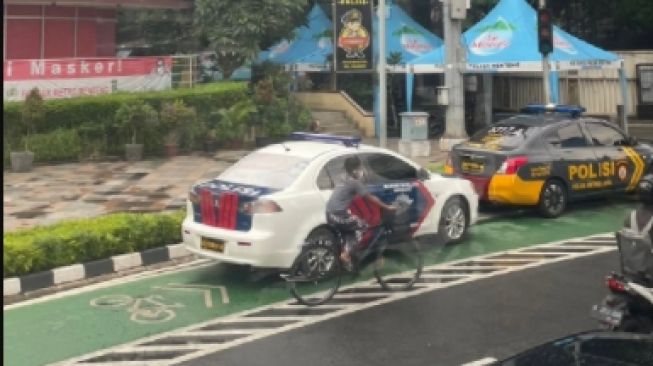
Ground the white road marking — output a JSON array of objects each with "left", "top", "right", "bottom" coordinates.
[
  {"left": 151, "top": 284, "right": 230, "bottom": 307},
  {"left": 461, "top": 357, "right": 498, "bottom": 366},
  {"left": 4, "top": 259, "right": 213, "bottom": 311},
  {"left": 52, "top": 232, "right": 618, "bottom": 366}
]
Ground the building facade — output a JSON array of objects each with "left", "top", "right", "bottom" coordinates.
[{"left": 3, "top": 0, "right": 191, "bottom": 60}]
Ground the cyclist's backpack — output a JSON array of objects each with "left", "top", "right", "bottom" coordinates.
[{"left": 616, "top": 210, "right": 653, "bottom": 285}]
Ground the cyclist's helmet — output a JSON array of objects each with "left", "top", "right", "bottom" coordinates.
[{"left": 638, "top": 174, "right": 653, "bottom": 205}]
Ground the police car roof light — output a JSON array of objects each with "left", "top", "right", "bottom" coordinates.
[
  {"left": 290, "top": 132, "right": 361, "bottom": 147},
  {"left": 521, "top": 104, "right": 586, "bottom": 118}
]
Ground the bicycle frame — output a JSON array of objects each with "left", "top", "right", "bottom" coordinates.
[{"left": 331, "top": 223, "right": 394, "bottom": 269}]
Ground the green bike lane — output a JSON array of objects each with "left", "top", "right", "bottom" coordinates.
[{"left": 4, "top": 199, "right": 635, "bottom": 366}]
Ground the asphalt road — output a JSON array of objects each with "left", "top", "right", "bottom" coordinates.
[{"left": 181, "top": 251, "right": 620, "bottom": 366}]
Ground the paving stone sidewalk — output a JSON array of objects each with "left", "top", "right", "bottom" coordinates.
[{"left": 3, "top": 139, "right": 446, "bottom": 232}]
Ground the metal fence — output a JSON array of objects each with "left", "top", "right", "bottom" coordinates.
[{"left": 171, "top": 55, "right": 202, "bottom": 88}]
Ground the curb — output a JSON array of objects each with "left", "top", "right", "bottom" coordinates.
[{"left": 3, "top": 243, "right": 192, "bottom": 297}]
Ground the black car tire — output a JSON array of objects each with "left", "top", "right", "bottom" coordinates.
[
  {"left": 437, "top": 197, "right": 469, "bottom": 244},
  {"left": 538, "top": 179, "right": 567, "bottom": 218},
  {"left": 305, "top": 227, "right": 337, "bottom": 248}
]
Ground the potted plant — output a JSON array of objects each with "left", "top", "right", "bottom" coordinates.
[
  {"left": 163, "top": 130, "right": 180, "bottom": 157},
  {"left": 114, "top": 100, "right": 158, "bottom": 161},
  {"left": 10, "top": 88, "right": 44, "bottom": 172},
  {"left": 160, "top": 99, "right": 197, "bottom": 158},
  {"left": 203, "top": 128, "right": 219, "bottom": 153},
  {"left": 214, "top": 100, "right": 256, "bottom": 149}
]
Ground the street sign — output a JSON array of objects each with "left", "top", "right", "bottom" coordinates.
[{"left": 334, "top": 0, "right": 374, "bottom": 72}]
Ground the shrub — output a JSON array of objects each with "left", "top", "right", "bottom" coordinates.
[
  {"left": 3, "top": 210, "right": 185, "bottom": 278},
  {"left": 160, "top": 99, "right": 200, "bottom": 149},
  {"left": 213, "top": 100, "right": 256, "bottom": 142},
  {"left": 3, "top": 82, "right": 248, "bottom": 163},
  {"left": 114, "top": 100, "right": 159, "bottom": 145},
  {"left": 17, "top": 88, "right": 45, "bottom": 152},
  {"left": 24, "top": 129, "right": 82, "bottom": 163}
]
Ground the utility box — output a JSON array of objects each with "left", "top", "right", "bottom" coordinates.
[
  {"left": 399, "top": 111, "right": 430, "bottom": 157},
  {"left": 400, "top": 112, "right": 429, "bottom": 141},
  {"left": 450, "top": 0, "right": 468, "bottom": 19}
]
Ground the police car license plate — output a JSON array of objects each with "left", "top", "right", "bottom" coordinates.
[
  {"left": 201, "top": 237, "right": 225, "bottom": 252},
  {"left": 461, "top": 160, "right": 484, "bottom": 174},
  {"left": 590, "top": 304, "right": 623, "bottom": 326}
]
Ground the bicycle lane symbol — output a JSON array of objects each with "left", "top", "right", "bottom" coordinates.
[{"left": 89, "top": 284, "right": 229, "bottom": 324}]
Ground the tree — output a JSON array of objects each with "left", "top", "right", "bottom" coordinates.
[
  {"left": 117, "top": 9, "right": 198, "bottom": 55},
  {"left": 194, "top": 0, "right": 308, "bottom": 79}
]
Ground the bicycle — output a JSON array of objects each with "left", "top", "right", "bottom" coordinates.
[{"left": 284, "top": 201, "right": 423, "bottom": 306}]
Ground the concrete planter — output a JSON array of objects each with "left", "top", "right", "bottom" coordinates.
[
  {"left": 10, "top": 151, "right": 34, "bottom": 172},
  {"left": 125, "top": 143, "right": 143, "bottom": 161}
]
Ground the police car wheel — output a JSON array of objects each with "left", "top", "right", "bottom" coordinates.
[
  {"left": 305, "top": 227, "right": 337, "bottom": 248},
  {"left": 438, "top": 197, "right": 468, "bottom": 244},
  {"left": 538, "top": 179, "right": 567, "bottom": 218}
]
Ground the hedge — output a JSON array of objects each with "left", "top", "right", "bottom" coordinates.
[
  {"left": 3, "top": 82, "right": 248, "bottom": 161},
  {"left": 3, "top": 210, "right": 185, "bottom": 278},
  {"left": 24, "top": 129, "right": 82, "bottom": 163}
]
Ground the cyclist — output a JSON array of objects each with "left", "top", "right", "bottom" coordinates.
[
  {"left": 326, "top": 156, "right": 395, "bottom": 270},
  {"left": 624, "top": 174, "right": 653, "bottom": 240}
]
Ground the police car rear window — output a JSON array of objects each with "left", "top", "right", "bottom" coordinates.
[
  {"left": 218, "top": 152, "right": 310, "bottom": 190},
  {"left": 467, "top": 123, "right": 543, "bottom": 151}
]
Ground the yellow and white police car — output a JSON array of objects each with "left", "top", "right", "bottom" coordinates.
[
  {"left": 183, "top": 133, "right": 479, "bottom": 269},
  {"left": 445, "top": 105, "right": 653, "bottom": 217}
]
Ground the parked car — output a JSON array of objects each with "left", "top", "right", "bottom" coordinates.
[
  {"left": 445, "top": 104, "right": 653, "bottom": 217},
  {"left": 478, "top": 331, "right": 653, "bottom": 366},
  {"left": 182, "top": 133, "right": 479, "bottom": 269}
]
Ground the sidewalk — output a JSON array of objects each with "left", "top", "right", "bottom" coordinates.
[{"left": 3, "top": 138, "right": 447, "bottom": 232}]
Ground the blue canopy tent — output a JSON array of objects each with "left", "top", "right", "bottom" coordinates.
[
  {"left": 371, "top": 1, "right": 443, "bottom": 136},
  {"left": 405, "top": 0, "right": 627, "bottom": 130},
  {"left": 371, "top": 1, "right": 443, "bottom": 72},
  {"left": 259, "top": 2, "right": 443, "bottom": 136},
  {"left": 257, "top": 4, "right": 333, "bottom": 72}
]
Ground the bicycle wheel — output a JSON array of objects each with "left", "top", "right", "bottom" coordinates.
[
  {"left": 287, "top": 244, "right": 341, "bottom": 306},
  {"left": 374, "top": 238, "right": 423, "bottom": 291}
]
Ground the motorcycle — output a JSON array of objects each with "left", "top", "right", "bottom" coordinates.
[{"left": 591, "top": 271, "right": 653, "bottom": 333}]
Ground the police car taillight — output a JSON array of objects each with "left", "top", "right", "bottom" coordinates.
[
  {"left": 243, "top": 199, "right": 282, "bottom": 215},
  {"left": 497, "top": 156, "right": 528, "bottom": 174}
]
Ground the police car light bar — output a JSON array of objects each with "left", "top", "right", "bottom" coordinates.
[
  {"left": 290, "top": 132, "right": 361, "bottom": 147},
  {"left": 521, "top": 104, "right": 586, "bottom": 117}
]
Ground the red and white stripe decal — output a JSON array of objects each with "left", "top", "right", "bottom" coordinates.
[{"left": 412, "top": 181, "right": 435, "bottom": 234}]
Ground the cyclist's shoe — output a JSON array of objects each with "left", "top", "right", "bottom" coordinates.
[{"left": 340, "top": 251, "right": 354, "bottom": 272}]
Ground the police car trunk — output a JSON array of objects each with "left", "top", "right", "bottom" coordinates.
[{"left": 447, "top": 116, "right": 550, "bottom": 200}]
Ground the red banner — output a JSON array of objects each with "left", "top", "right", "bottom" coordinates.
[
  {"left": 3, "top": 57, "right": 173, "bottom": 101},
  {"left": 3, "top": 57, "right": 172, "bottom": 81}
]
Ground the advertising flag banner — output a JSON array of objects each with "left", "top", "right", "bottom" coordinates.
[
  {"left": 335, "top": 0, "right": 373, "bottom": 72},
  {"left": 3, "top": 56, "right": 173, "bottom": 101}
]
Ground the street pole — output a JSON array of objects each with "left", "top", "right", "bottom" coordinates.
[
  {"left": 331, "top": 0, "right": 338, "bottom": 91},
  {"left": 379, "top": 0, "right": 387, "bottom": 148},
  {"left": 441, "top": 0, "right": 467, "bottom": 151},
  {"left": 539, "top": 0, "right": 551, "bottom": 104}
]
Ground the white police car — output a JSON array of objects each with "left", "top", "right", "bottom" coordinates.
[{"left": 182, "top": 133, "right": 479, "bottom": 269}]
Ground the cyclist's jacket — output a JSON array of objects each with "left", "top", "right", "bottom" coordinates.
[{"left": 326, "top": 176, "right": 368, "bottom": 214}]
